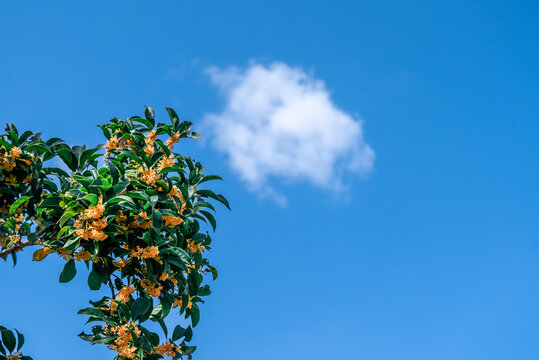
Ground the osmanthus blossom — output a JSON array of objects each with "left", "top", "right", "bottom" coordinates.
[{"left": 0, "top": 107, "right": 229, "bottom": 359}]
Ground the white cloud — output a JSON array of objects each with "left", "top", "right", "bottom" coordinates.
[{"left": 203, "top": 61, "right": 375, "bottom": 204}]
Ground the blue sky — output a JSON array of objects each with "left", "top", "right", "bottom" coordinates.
[{"left": 1, "top": 1, "right": 538, "bottom": 359}]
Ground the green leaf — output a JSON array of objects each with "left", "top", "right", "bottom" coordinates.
[
  {"left": 165, "top": 257, "right": 187, "bottom": 272},
  {"left": 155, "top": 318, "right": 168, "bottom": 338},
  {"left": 77, "top": 332, "right": 94, "bottom": 342},
  {"left": 78, "top": 307, "right": 107, "bottom": 321},
  {"left": 151, "top": 208, "right": 162, "bottom": 229},
  {"left": 71, "top": 145, "right": 85, "bottom": 162},
  {"left": 39, "top": 196, "right": 61, "bottom": 209},
  {"left": 139, "top": 327, "right": 159, "bottom": 347},
  {"left": 165, "top": 107, "right": 180, "bottom": 130},
  {"left": 149, "top": 195, "right": 159, "bottom": 208},
  {"left": 82, "top": 193, "right": 99, "bottom": 205},
  {"left": 123, "top": 191, "right": 150, "bottom": 202},
  {"left": 183, "top": 326, "right": 193, "bottom": 342},
  {"left": 132, "top": 116, "right": 153, "bottom": 129},
  {"left": 18, "top": 130, "right": 33, "bottom": 144},
  {"left": 144, "top": 106, "right": 155, "bottom": 123},
  {"left": 160, "top": 247, "right": 190, "bottom": 263},
  {"left": 57, "top": 147, "right": 78, "bottom": 172},
  {"left": 15, "top": 329, "right": 24, "bottom": 352},
  {"left": 131, "top": 297, "right": 152, "bottom": 321},
  {"left": 59, "top": 259, "right": 77, "bottom": 283},
  {"left": 0, "top": 329, "right": 15, "bottom": 353},
  {"left": 196, "top": 189, "right": 231, "bottom": 210},
  {"left": 200, "top": 210, "right": 217, "bottom": 231},
  {"left": 150, "top": 304, "right": 163, "bottom": 319},
  {"left": 59, "top": 210, "right": 79, "bottom": 227},
  {"left": 208, "top": 265, "right": 218, "bottom": 280},
  {"left": 106, "top": 195, "right": 136, "bottom": 207},
  {"left": 57, "top": 225, "right": 74, "bottom": 241},
  {"left": 157, "top": 166, "right": 182, "bottom": 175},
  {"left": 198, "top": 285, "right": 211, "bottom": 296},
  {"left": 80, "top": 148, "right": 101, "bottom": 169},
  {"left": 171, "top": 325, "right": 185, "bottom": 341},
  {"left": 24, "top": 143, "right": 51, "bottom": 154},
  {"left": 87, "top": 271, "right": 102, "bottom": 291},
  {"left": 198, "top": 174, "right": 224, "bottom": 184},
  {"left": 189, "top": 304, "right": 200, "bottom": 327},
  {"left": 9, "top": 196, "right": 32, "bottom": 215},
  {"left": 160, "top": 293, "right": 173, "bottom": 318},
  {"left": 62, "top": 237, "right": 80, "bottom": 251}
]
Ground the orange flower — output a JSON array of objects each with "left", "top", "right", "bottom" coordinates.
[
  {"left": 106, "top": 136, "right": 120, "bottom": 150},
  {"left": 159, "top": 272, "right": 170, "bottom": 282},
  {"left": 129, "top": 245, "right": 160, "bottom": 260},
  {"left": 9, "top": 147, "right": 22, "bottom": 159},
  {"left": 166, "top": 133, "right": 180, "bottom": 150},
  {"left": 74, "top": 250, "right": 92, "bottom": 261},
  {"left": 157, "top": 154, "right": 175, "bottom": 170},
  {"left": 154, "top": 341, "right": 178, "bottom": 356},
  {"left": 85, "top": 195, "right": 105, "bottom": 219},
  {"left": 173, "top": 296, "right": 193, "bottom": 309},
  {"left": 4, "top": 175, "right": 17, "bottom": 185},
  {"left": 116, "top": 285, "right": 135, "bottom": 303},
  {"left": 92, "top": 217, "right": 108, "bottom": 230},
  {"left": 140, "top": 279, "right": 162, "bottom": 298},
  {"left": 163, "top": 215, "right": 183, "bottom": 227},
  {"left": 57, "top": 249, "right": 74, "bottom": 261},
  {"left": 146, "top": 130, "right": 157, "bottom": 143},
  {"left": 113, "top": 259, "right": 130, "bottom": 269},
  {"left": 130, "top": 211, "right": 152, "bottom": 229},
  {"left": 7, "top": 352, "right": 21, "bottom": 360},
  {"left": 109, "top": 299, "right": 118, "bottom": 312},
  {"left": 167, "top": 185, "right": 182, "bottom": 201},
  {"left": 187, "top": 239, "right": 205, "bottom": 253},
  {"left": 138, "top": 167, "right": 160, "bottom": 185},
  {"left": 115, "top": 210, "right": 128, "bottom": 223},
  {"left": 105, "top": 136, "right": 134, "bottom": 156},
  {"left": 19, "top": 158, "right": 32, "bottom": 166},
  {"left": 75, "top": 220, "right": 108, "bottom": 241},
  {"left": 106, "top": 321, "right": 140, "bottom": 359},
  {"left": 144, "top": 145, "right": 155, "bottom": 157}
]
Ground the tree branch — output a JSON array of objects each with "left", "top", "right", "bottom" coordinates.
[
  {"left": 0, "top": 227, "right": 49, "bottom": 258},
  {"left": 0, "top": 240, "right": 34, "bottom": 258}
]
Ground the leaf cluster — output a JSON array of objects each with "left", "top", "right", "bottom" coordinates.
[{"left": 0, "top": 107, "right": 228, "bottom": 359}]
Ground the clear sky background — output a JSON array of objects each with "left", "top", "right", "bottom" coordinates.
[{"left": 1, "top": 1, "right": 538, "bottom": 359}]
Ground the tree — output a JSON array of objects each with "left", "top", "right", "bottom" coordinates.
[{"left": 0, "top": 107, "right": 229, "bottom": 360}]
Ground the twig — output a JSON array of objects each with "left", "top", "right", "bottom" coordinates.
[
  {"left": 0, "top": 240, "right": 33, "bottom": 258},
  {"left": 0, "top": 227, "right": 49, "bottom": 258}
]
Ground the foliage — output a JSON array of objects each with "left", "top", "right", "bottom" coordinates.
[{"left": 0, "top": 107, "right": 229, "bottom": 359}]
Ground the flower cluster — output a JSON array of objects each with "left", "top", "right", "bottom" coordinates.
[
  {"left": 105, "top": 135, "right": 134, "bottom": 156},
  {"left": 163, "top": 215, "right": 183, "bottom": 227},
  {"left": 140, "top": 279, "right": 163, "bottom": 297},
  {"left": 1, "top": 108, "right": 229, "bottom": 360},
  {"left": 129, "top": 245, "right": 160, "bottom": 260},
  {"left": 116, "top": 285, "right": 135, "bottom": 303},
  {"left": 165, "top": 133, "right": 180, "bottom": 150},
  {"left": 105, "top": 322, "right": 141, "bottom": 359},
  {"left": 154, "top": 341, "right": 181, "bottom": 357},
  {"left": 73, "top": 195, "right": 108, "bottom": 241},
  {"left": 129, "top": 211, "right": 152, "bottom": 230},
  {"left": 187, "top": 239, "right": 205, "bottom": 253},
  {"left": 144, "top": 130, "right": 157, "bottom": 156},
  {"left": 7, "top": 352, "right": 21, "bottom": 360}
]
